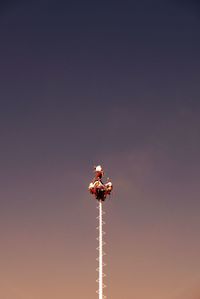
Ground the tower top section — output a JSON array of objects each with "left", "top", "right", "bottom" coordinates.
[{"left": 88, "top": 165, "right": 113, "bottom": 202}]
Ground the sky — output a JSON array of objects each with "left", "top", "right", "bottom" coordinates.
[{"left": 0, "top": 0, "right": 200, "bottom": 298}]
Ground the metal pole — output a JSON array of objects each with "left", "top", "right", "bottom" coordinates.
[
  {"left": 99, "top": 200, "right": 103, "bottom": 299},
  {"left": 97, "top": 201, "right": 106, "bottom": 299}
]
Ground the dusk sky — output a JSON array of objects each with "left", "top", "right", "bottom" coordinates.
[{"left": 0, "top": 1, "right": 200, "bottom": 298}]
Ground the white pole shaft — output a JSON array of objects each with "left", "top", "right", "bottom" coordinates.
[{"left": 99, "top": 201, "right": 103, "bottom": 299}]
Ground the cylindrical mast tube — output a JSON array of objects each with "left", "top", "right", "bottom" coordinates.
[{"left": 99, "top": 201, "right": 103, "bottom": 299}]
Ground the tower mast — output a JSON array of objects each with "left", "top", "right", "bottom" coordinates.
[
  {"left": 88, "top": 165, "right": 113, "bottom": 299},
  {"left": 97, "top": 200, "right": 105, "bottom": 299}
]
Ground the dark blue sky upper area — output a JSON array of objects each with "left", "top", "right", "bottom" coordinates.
[{"left": 0, "top": 0, "right": 200, "bottom": 191}]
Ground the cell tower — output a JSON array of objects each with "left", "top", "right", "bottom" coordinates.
[{"left": 88, "top": 165, "right": 113, "bottom": 299}]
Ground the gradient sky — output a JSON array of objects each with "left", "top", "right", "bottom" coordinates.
[{"left": 0, "top": 1, "right": 200, "bottom": 298}]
